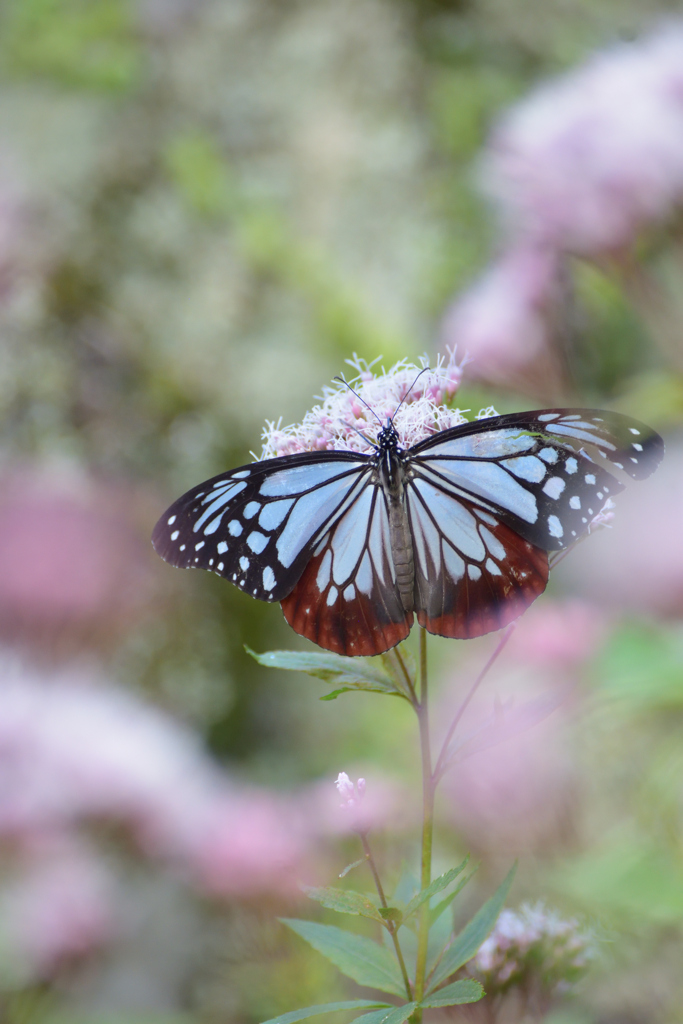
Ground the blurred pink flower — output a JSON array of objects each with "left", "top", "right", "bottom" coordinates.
[
  {"left": 188, "top": 790, "right": 314, "bottom": 898},
  {"left": 0, "top": 656, "right": 333, "bottom": 900},
  {"left": 0, "top": 834, "right": 115, "bottom": 980},
  {"left": 0, "top": 657, "right": 224, "bottom": 844},
  {"left": 505, "top": 599, "right": 608, "bottom": 668},
  {"left": 260, "top": 350, "right": 467, "bottom": 458},
  {"left": 482, "top": 23, "right": 683, "bottom": 255},
  {"left": 0, "top": 469, "right": 159, "bottom": 651},
  {"left": 441, "top": 703, "right": 574, "bottom": 856},
  {"left": 439, "top": 244, "right": 563, "bottom": 395}
]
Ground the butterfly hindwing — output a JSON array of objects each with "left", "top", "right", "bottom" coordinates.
[
  {"left": 405, "top": 480, "right": 549, "bottom": 639},
  {"left": 280, "top": 485, "right": 412, "bottom": 656},
  {"left": 151, "top": 452, "right": 372, "bottom": 602}
]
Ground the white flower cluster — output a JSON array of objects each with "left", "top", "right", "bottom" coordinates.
[
  {"left": 470, "top": 901, "right": 596, "bottom": 995},
  {"left": 260, "top": 350, "right": 472, "bottom": 459}
]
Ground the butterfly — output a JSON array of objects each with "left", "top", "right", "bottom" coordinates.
[{"left": 152, "top": 407, "right": 663, "bottom": 657}]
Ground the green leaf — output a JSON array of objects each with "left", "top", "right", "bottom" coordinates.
[
  {"left": 378, "top": 907, "right": 403, "bottom": 927},
  {"left": 302, "top": 886, "right": 384, "bottom": 924},
  {"left": 402, "top": 859, "right": 469, "bottom": 922},
  {"left": 426, "top": 865, "right": 516, "bottom": 993},
  {"left": 430, "top": 870, "right": 477, "bottom": 926},
  {"left": 421, "top": 980, "right": 484, "bottom": 1007},
  {"left": 281, "top": 920, "right": 406, "bottom": 997},
  {"left": 247, "top": 649, "right": 404, "bottom": 699},
  {"left": 260, "top": 1000, "right": 390, "bottom": 1024},
  {"left": 349, "top": 1005, "right": 417, "bottom": 1024}
]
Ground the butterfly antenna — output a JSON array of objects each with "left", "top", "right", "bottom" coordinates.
[
  {"left": 391, "top": 365, "right": 431, "bottom": 422},
  {"left": 341, "top": 420, "right": 380, "bottom": 451},
  {"left": 333, "top": 376, "right": 383, "bottom": 427}
]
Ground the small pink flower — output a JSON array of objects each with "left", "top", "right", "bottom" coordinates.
[
  {"left": 260, "top": 351, "right": 467, "bottom": 458},
  {"left": 482, "top": 23, "right": 683, "bottom": 255}
]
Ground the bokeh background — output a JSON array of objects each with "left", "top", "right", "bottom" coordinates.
[{"left": 1, "top": 1, "right": 683, "bottom": 1022}]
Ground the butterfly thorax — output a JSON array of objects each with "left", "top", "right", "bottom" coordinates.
[{"left": 374, "top": 421, "right": 415, "bottom": 613}]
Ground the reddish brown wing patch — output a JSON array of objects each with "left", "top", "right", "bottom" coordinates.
[
  {"left": 416, "top": 522, "right": 548, "bottom": 640},
  {"left": 280, "top": 547, "right": 412, "bottom": 657}
]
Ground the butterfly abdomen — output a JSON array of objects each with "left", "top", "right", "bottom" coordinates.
[{"left": 388, "top": 497, "right": 414, "bottom": 613}]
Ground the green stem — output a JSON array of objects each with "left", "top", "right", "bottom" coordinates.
[
  {"left": 359, "top": 832, "right": 413, "bottom": 1000},
  {"left": 413, "top": 628, "right": 434, "bottom": 1013},
  {"left": 392, "top": 647, "right": 418, "bottom": 705}
]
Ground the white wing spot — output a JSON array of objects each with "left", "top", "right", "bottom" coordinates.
[
  {"left": 239, "top": 580, "right": 245, "bottom": 586},
  {"left": 243, "top": 501, "right": 261, "bottom": 519},
  {"left": 614, "top": 462, "right": 623, "bottom": 469},
  {"left": 539, "top": 448, "right": 558, "bottom": 464},
  {"left": 228, "top": 520, "right": 243, "bottom": 536},
  {"left": 630, "top": 457, "right": 638, "bottom": 463},
  {"left": 581, "top": 517, "right": 587, "bottom": 523},
  {"left": 217, "top": 541, "right": 228, "bottom": 554},
  {"left": 569, "top": 496, "right": 581, "bottom": 509},
  {"left": 316, "top": 550, "right": 332, "bottom": 590},
  {"left": 262, "top": 566, "right": 276, "bottom": 591},
  {"left": 565, "top": 458, "right": 578, "bottom": 474},
  {"left": 179, "top": 544, "right": 186, "bottom": 551},
  {"left": 485, "top": 558, "right": 502, "bottom": 576},
  {"left": 538, "top": 413, "right": 560, "bottom": 421},
  {"left": 247, "top": 531, "right": 268, "bottom": 554},
  {"left": 597, "top": 491, "right": 603, "bottom": 499},
  {"left": 548, "top": 515, "right": 563, "bottom": 538},
  {"left": 480, "top": 526, "right": 506, "bottom": 561},
  {"left": 571, "top": 530, "right": 577, "bottom": 536},
  {"left": 467, "top": 564, "right": 482, "bottom": 580},
  {"left": 343, "top": 584, "right": 356, "bottom": 601},
  {"left": 542, "top": 476, "right": 566, "bottom": 499},
  {"left": 233, "top": 470, "right": 251, "bottom": 478},
  {"left": 195, "top": 541, "right": 205, "bottom": 551},
  {"left": 585, "top": 474, "right": 596, "bottom": 485},
  {"left": 632, "top": 443, "right": 643, "bottom": 451},
  {"left": 167, "top": 515, "right": 176, "bottom": 525},
  {"left": 217, "top": 562, "right": 224, "bottom": 571},
  {"left": 209, "top": 559, "right": 214, "bottom": 566},
  {"left": 326, "top": 586, "right": 338, "bottom": 606},
  {"left": 239, "top": 556, "right": 250, "bottom": 571},
  {"left": 629, "top": 428, "right": 640, "bottom": 435},
  {"left": 171, "top": 530, "right": 180, "bottom": 541}
]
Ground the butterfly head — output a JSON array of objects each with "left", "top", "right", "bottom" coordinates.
[{"left": 377, "top": 418, "right": 401, "bottom": 453}]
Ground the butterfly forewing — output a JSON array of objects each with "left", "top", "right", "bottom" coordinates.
[
  {"left": 409, "top": 409, "right": 663, "bottom": 551},
  {"left": 151, "top": 452, "right": 372, "bottom": 602}
]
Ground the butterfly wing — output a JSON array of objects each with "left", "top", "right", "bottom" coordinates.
[
  {"left": 151, "top": 451, "right": 374, "bottom": 602},
  {"left": 281, "top": 484, "right": 412, "bottom": 656},
  {"left": 404, "top": 408, "right": 662, "bottom": 639},
  {"left": 408, "top": 409, "right": 663, "bottom": 552},
  {"left": 405, "top": 478, "right": 548, "bottom": 639}
]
